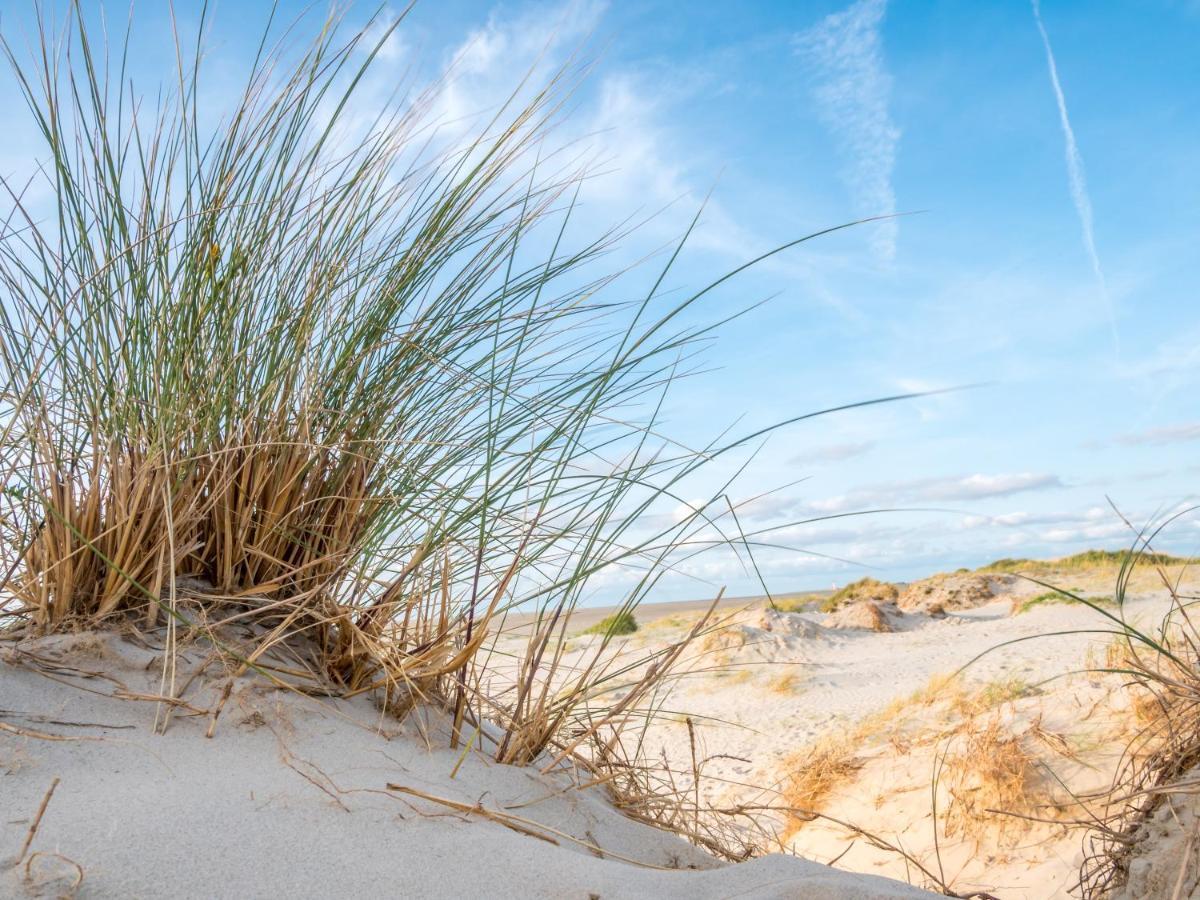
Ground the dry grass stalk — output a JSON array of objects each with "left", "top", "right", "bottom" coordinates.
[
  {"left": 14, "top": 776, "right": 59, "bottom": 867},
  {"left": 22, "top": 851, "right": 84, "bottom": 897},
  {"left": 387, "top": 782, "right": 683, "bottom": 869},
  {"left": 781, "top": 732, "right": 866, "bottom": 830},
  {"left": 941, "top": 716, "right": 1045, "bottom": 845}
]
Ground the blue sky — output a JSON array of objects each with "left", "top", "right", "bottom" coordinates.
[{"left": 3, "top": 1, "right": 1199, "bottom": 599}]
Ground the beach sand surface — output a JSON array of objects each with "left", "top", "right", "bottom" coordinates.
[{"left": 0, "top": 630, "right": 930, "bottom": 899}]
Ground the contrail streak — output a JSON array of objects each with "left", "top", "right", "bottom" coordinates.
[{"left": 1031, "top": 0, "right": 1119, "bottom": 354}]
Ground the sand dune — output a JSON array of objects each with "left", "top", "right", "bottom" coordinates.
[
  {"left": 487, "top": 564, "right": 1193, "bottom": 897},
  {"left": 4, "top": 562, "right": 1190, "bottom": 898},
  {"left": 0, "top": 631, "right": 932, "bottom": 899}
]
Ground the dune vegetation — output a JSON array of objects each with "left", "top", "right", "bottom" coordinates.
[
  {"left": 0, "top": 3, "right": 842, "bottom": 849},
  {"left": 2, "top": 6, "right": 1197, "bottom": 900},
  {"left": 981, "top": 549, "right": 1195, "bottom": 575},
  {"left": 816, "top": 576, "right": 898, "bottom": 612},
  {"left": 582, "top": 610, "right": 639, "bottom": 637},
  {"left": 1070, "top": 539, "right": 1200, "bottom": 898}
]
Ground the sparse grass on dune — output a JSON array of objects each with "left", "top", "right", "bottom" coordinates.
[
  {"left": 883, "top": 671, "right": 1033, "bottom": 722},
  {"left": 770, "top": 593, "right": 821, "bottom": 613},
  {"left": 817, "top": 577, "right": 897, "bottom": 613},
  {"left": 972, "top": 676, "right": 1036, "bottom": 710},
  {"left": 941, "top": 715, "right": 1047, "bottom": 846},
  {"left": 767, "top": 668, "right": 803, "bottom": 693},
  {"left": 781, "top": 670, "right": 1054, "bottom": 844},
  {"left": 1013, "top": 589, "right": 1117, "bottom": 615},
  {"left": 1072, "top": 533, "right": 1200, "bottom": 897}
]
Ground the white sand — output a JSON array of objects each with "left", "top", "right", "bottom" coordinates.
[
  {"left": 0, "top": 631, "right": 932, "bottom": 899},
  {"left": 486, "top": 575, "right": 1184, "bottom": 898},
  {"left": 1114, "top": 767, "right": 1200, "bottom": 899}
]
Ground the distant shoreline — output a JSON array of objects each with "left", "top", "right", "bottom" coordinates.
[{"left": 500, "top": 588, "right": 834, "bottom": 634}]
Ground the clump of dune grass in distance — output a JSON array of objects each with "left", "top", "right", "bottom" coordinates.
[
  {"left": 1013, "top": 589, "right": 1117, "bottom": 615},
  {"left": 817, "top": 577, "right": 898, "bottom": 613},
  {"left": 768, "top": 593, "right": 821, "bottom": 613},
  {"left": 582, "top": 610, "right": 638, "bottom": 637},
  {"left": 981, "top": 549, "right": 1195, "bottom": 576}
]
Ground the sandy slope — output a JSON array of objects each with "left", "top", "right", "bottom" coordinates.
[
  {"left": 487, "top": 569, "right": 1189, "bottom": 897},
  {"left": 0, "top": 631, "right": 931, "bottom": 899}
]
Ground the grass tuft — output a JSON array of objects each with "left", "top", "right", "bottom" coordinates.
[
  {"left": 942, "top": 717, "right": 1045, "bottom": 845},
  {"left": 0, "top": 5, "right": 850, "bottom": 784},
  {"left": 818, "top": 577, "right": 897, "bottom": 613},
  {"left": 582, "top": 610, "right": 638, "bottom": 637},
  {"left": 770, "top": 593, "right": 820, "bottom": 613},
  {"left": 1013, "top": 590, "right": 1116, "bottom": 615},
  {"left": 781, "top": 732, "right": 864, "bottom": 821}
]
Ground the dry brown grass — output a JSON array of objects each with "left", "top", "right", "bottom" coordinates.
[
  {"left": 950, "top": 676, "right": 1036, "bottom": 719},
  {"left": 780, "top": 670, "right": 1063, "bottom": 852},
  {"left": 699, "top": 626, "right": 748, "bottom": 657},
  {"left": 941, "top": 716, "right": 1047, "bottom": 845},
  {"left": 906, "top": 671, "right": 963, "bottom": 706},
  {"left": 781, "top": 731, "right": 865, "bottom": 823},
  {"left": 781, "top": 673, "right": 966, "bottom": 833},
  {"left": 767, "top": 669, "right": 803, "bottom": 694},
  {"left": 0, "top": 5, "right": 778, "bottom": 817},
  {"left": 1079, "top": 604, "right": 1200, "bottom": 895}
]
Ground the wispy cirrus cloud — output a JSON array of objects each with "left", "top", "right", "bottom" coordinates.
[
  {"left": 1114, "top": 421, "right": 1200, "bottom": 446},
  {"left": 1031, "top": 0, "right": 1118, "bottom": 353},
  {"left": 807, "top": 472, "right": 1063, "bottom": 513},
  {"left": 739, "top": 472, "right": 1063, "bottom": 520},
  {"left": 789, "top": 440, "right": 876, "bottom": 465},
  {"left": 796, "top": 0, "right": 900, "bottom": 261},
  {"left": 421, "top": 1, "right": 771, "bottom": 262}
]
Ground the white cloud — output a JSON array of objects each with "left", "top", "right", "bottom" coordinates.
[
  {"left": 738, "top": 472, "right": 1064, "bottom": 522},
  {"left": 399, "top": 1, "right": 770, "bottom": 266},
  {"left": 961, "top": 506, "right": 1108, "bottom": 530},
  {"left": 797, "top": 0, "right": 900, "bottom": 261},
  {"left": 805, "top": 472, "right": 1063, "bottom": 513},
  {"left": 436, "top": 0, "right": 607, "bottom": 123},
  {"left": 962, "top": 511, "right": 1033, "bottom": 529},
  {"left": 922, "top": 473, "right": 1062, "bottom": 502},
  {"left": 1041, "top": 520, "right": 1129, "bottom": 543}
]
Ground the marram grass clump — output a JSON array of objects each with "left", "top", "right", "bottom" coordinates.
[
  {"left": 1013, "top": 590, "right": 1117, "bottom": 615},
  {"left": 583, "top": 611, "right": 638, "bottom": 637},
  {"left": 0, "top": 6, "right": 851, "bottom": 798}
]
